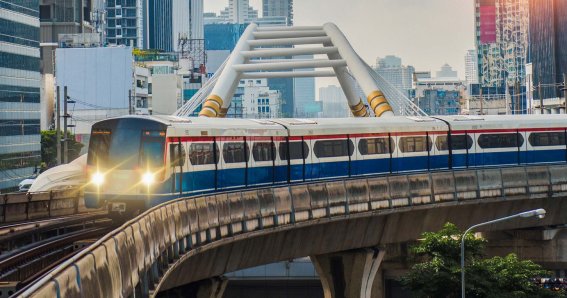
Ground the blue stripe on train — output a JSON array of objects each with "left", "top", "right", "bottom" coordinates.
[{"left": 85, "top": 149, "right": 567, "bottom": 209}]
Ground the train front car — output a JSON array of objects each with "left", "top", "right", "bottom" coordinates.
[{"left": 85, "top": 116, "right": 169, "bottom": 215}]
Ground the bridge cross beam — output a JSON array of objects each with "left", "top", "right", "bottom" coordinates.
[{"left": 311, "top": 248, "right": 385, "bottom": 298}]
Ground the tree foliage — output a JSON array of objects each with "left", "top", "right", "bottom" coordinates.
[
  {"left": 41, "top": 130, "right": 84, "bottom": 168},
  {"left": 400, "top": 223, "right": 561, "bottom": 298}
]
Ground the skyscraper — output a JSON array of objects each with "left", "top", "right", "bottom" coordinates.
[
  {"left": 1, "top": 1, "right": 41, "bottom": 192},
  {"left": 465, "top": 49, "right": 479, "bottom": 85},
  {"left": 263, "top": 0, "right": 293, "bottom": 25},
  {"left": 475, "top": 0, "right": 529, "bottom": 90},
  {"left": 374, "top": 55, "right": 414, "bottom": 97},
  {"left": 105, "top": 0, "right": 145, "bottom": 47},
  {"left": 147, "top": 0, "right": 200, "bottom": 52},
  {"left": 528, "top": 0, "right": 567, "bottom": 100}
]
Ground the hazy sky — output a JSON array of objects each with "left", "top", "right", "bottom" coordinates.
[{"left": 205, "top": 0, "right": 475, "bottom": 87}]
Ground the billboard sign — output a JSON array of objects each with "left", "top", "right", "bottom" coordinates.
[{"left": 480, "top": 4, "right": 497, "bottom": 44}]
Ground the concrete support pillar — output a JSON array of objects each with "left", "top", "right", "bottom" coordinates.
[
  {"left": 196, "top": 276, "right": 228, "bottom": 298},
  {"left": 311, "top": 248, "right": 385, "bottom": 298}
]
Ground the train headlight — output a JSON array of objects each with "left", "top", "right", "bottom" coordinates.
[
  {"left": 91, "top": 172, "right": 104, "bottom": 186},
  {"left": 142, "top": 172, "right": 154, "bottom": 186}
]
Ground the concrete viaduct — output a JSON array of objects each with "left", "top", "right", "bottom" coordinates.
[{"left": 21, "top": 164, "right": 567, "bottom": 298}]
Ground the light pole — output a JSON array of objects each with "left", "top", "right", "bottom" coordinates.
[{"left": 460, "top": 208, "right": 546, "bottom": 298}]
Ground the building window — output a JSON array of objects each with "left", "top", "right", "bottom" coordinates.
[
  {"left": 358, "top": 138, "right": 394, "bottom": 155},
  {"left": 314, "top": 139, "right": 354, "bottom": 158},
  {"left": 252, "top": 142, "right": 275, "bottom": 162},
  {"left": 478, "top": 133, "right": 523, "bottom": 149},
  {"left": 435, "top": 135, "right": 474, "bottom": 151},
  {"left": 223, "top": 142, "right": 249, "bottom": 163},
  {"left": 279, "top": 141, "right": 309, "bottom": 160},
  {"left": 189, "top": 143, "right": 219, "bottom": 165},
  {"left": 399, "top": 136, "right": 432, "bottom": 153},
  {"left": 529, "top": 132, "right": 566, "bottom": 147}
]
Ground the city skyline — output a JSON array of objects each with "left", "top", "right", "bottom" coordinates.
[{"left": 205, "top": 0, "right": 475, "bottom": 86}]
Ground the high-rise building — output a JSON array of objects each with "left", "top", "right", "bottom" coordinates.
[
  {"left": 263, "top": 0, "right": 293, "bottom": 25},
  {"left": 374, "top": 55, "right": 414, "bottom": 97},
  {"left": 528, "top": 0, "right": 567, "bottom": 101},
  {"left": 292, "top": 54, "right": 318, "bottom": 117},
  {"left": 1, "top": 1, "right": 42, "bottom": 192},
  {"left": 221, "top": 0, "right": 258, "bottom": 24},
  {"left": 475, "top": 0, "right": 529, "bottom": 89},
  {"left": 105, "top": 0, "right": 144, "bottom": 48},
  {"left": 436, "top": 64, "right": 458, "bottom": 78},
  {"left": 318, "top": 85, "right": 350, "bottom": 118},
  {"left": 465, "top": 49, "right": 479, "bottom": 85},
  {"left": 146, "top": 0, "right": 197, "bottom": 52}
]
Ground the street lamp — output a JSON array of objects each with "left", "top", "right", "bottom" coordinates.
[{"left": 460, "top": 208, "right": 546, "bottom": 298}]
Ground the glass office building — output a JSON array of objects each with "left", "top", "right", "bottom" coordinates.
[
  {"left": 0, "top": 1, "right": 41, "bottom": 192},
  {"left": 528, "top": 0, "right": 567, "bottom": 100}
]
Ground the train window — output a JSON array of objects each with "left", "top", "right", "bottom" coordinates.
[
  {"left": 169, "top": 144, "right": 186, "bottom": 167},
  {"left": 358, "top": 138, "right": 394, "bottom": 155},
  {"left": 253, "top": 142, "right": 276, "bottom": 162},
  {"left": 478, "top": 133, "right": 523, "bottom": 149},
  {"left": 529, "top": 132, "right": 566, "bottom": 147},
  {"left": 436, "top": 135, "right": 473, "bottom": 151},
  {"left": 279, "top": 141, "right": 309, "bottom": 160},
  {"left": 189, "top": 143, "right": 219, "bottom": 165},
  {"left": 399, "top": 136, "right": 432, "bottom": 153},
  {"left": 88, "top": 129, "right": 111, "bottom": 166},
  {"left": 223, "top": 142, "right": 249, "bottom": 163},
  {"left": 314, "top": 139, "right": 354, "bottom": 158}
]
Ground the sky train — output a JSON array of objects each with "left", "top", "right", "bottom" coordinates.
[{"left": 84, "top": 114, "right": 567, "bottom": 214}]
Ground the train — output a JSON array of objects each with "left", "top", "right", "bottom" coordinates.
[{"left": 84, "top": 114, "right": 567, "bottom": 215}]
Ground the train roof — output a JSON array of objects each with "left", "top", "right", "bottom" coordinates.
[
  {"left": 436, "top": 114, "right": 567, "bottom": 131},
  {"left": 107, "top": 114, "right": 567, "bottom": 138}
]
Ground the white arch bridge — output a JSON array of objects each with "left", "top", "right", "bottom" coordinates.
[{"left": 175, "top": 23, "right": 426, "bottom": 118}]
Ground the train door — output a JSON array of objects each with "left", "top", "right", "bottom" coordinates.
[
  {"left": 395, "top": 133, "right": 432, "bottom": 172},
  {"left": 249, "top": 137, "right": 276, "bottom": 186},
  {"left": 429, "top": 132, "right": 448, "bottom": 170},
  {"left": 280, "top": 137, "right": 309, "bottom": 183},
  {"left": 518, "top": 130, "right": 528, "bottom": 164},
  {"left": 219, "top": 136, "right": 249, "bottom": 189},
  {"left": 167, "top": 138, "right": 185, "bottom": 196},
  {"left": 273, "top": 137, "right": 287, "bottom": 184},
  {"left": 186, "top": 138, "right": 218, "bottom": 193},
  {"left": 353, "top": 134, "right": 393, "bottom": 176}
]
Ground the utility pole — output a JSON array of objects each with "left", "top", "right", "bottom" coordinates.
[
  {"left": 563, "top": 73, "right": 566, "bottom": 113},
  {"left": 479, "top": 87, "right": 483, "bottom": 115},
  {"left": 63, "top": 86, "right": 68, "bottom": 164},
  {"left": 514, "top": 80, "right": 520, "bottom": 114},
  {"left": 128, "top": 89, "right": 132, "bottom": 115},
  {"left": 56, "top": 86, "right": 61, "bottom": 165},
  {"left": 539, "top": 74, "right": 544, "bottom": 114}
]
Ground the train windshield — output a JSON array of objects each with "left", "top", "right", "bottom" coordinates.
[{"left": 87, "top": 118, "right": 167, "bottom": 170}]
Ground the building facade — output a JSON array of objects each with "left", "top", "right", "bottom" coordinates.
[
  {"left": 465, "top": 49, "right": 479, "bottom": 86},
  {"left": 0, "top": 1, "right": 42, "bottom": 192},
  {"left": 436, "top": 63, "right": 458, "bottom": 78},
  {"left": 241, "top": 79, "right": 281, "bottom": 118},
  {"left": 475, "top": 0, "right": 529, "bottom": 89},
  {"left": 263, "top": 0, "right": 293, "bottom": 25},
  {"left": 105, "top": 0, "right": 144, "bottom": 47},
  {"left": 528, "top": 0, "right": 567, "bottom": 101},
  {"left": 374, "top": 55, "right": 414, "bottom": 97},
  {"left": 318, "top": 85, "right": 350, "bottom": 118}
]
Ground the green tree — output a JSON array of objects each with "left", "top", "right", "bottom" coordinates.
[
  {"left": 41, "top": 130, "right": 84, "bottom": 167},
  {"left": 400, "top": 223, "right": 561, "bottom": 298}
]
